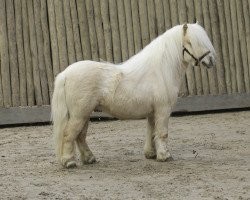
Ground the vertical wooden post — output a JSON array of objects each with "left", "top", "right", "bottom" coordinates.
[
  {"left": 216, "top": 0, "right": 232, "bottom": 94},
  {"left": 6, "top": 0, "right": 20, "bottom": 106},
  {"left": 70, "top": 0, "right": 83, "bottom": 61},
  {"left": 93, "top": 0, "right": 106, "bottom": 61},
  {"left": 147, "top": 0, "right": 157, "bottom": 40},
  {"left": 100, "top": 0, "right": 113, "bottom": 62},
  {"left": 47, "top": 0, "right": 60, "bottom": 76},
  {"left": 124, "top": 0, "right": 134, "bottom": 58},
  {"left": 34, "top": 0, "right": 50, "bottom": 105},
  {"left": 41, "top": 0, "right": 55, "bottom": 99},
  {"left": 208, "top": 0, "right": 227, "bottom": 94},
  {"left": 138, "top": 0, "right": 150, "bottom": 48},
  {"left": 27, "top": 0, "right": 43, "bottom": 105},
  {"left": 202, "top": 0, "right": 219, "bottom": 95},
  {"left": 63, "top": 0, "right": 76, "bottom": 64},
  {"left": 22, "top": 0, "right": 35, "bottom": 105},
  {"left": 162, "top": 0, "right": 171, "bottom": 30},
  {"left": 235, "top": 0, "right": 250, "bottom": 92},
  {"left": 177, "top": 0, "right": 190, "bottom": 97},
  {"left": 194, "top": 0, "right": 209, "bottom": 95},
  {"left": 117, "top": 0, "right": 129, "bottom": 61},
  {"left": 0, "top": 0, "right": 12, "bottom": 107},
  {"left": 131, "top": 0, "right": 142, "bottom": 53},
  {"left": 169, "top": 0, "right": 179, "bottom": 26},
  {"left": 109, "top": 0, "right": 121, "bottom": 63},
  {"left": 155, "top": 0, "right": 165, "bottom": 34},
  {"left": 54, "top": 0, "right": 69, "bottom": 70},
  {"left": 223, "top": 0, "right": 237, "bottom": 93},
  {"left": 76, "top": 0, "right": 92, "bottom": 60},
  {"left": 186, "top": 0, "right": 203, "bottom": 96},
  {"left": 230, "top": 0, "right": 245, "bottom": 93},
  {"left": 242, "top": 0, "right": 250, "bottom": 92},
  {"left": 14, "top": 0, "right": 27, "bottom": 106},
  {"left": 86, "top": 0, "right": 99, "bottom": 61}
]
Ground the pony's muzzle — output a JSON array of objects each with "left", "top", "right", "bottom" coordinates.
[{"left": 202, "top": 56, "right": 215, "bottom": 68}]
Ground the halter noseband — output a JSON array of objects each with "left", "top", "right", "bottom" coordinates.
[{"left": 183, "top": 46, "right": 210, "bottom": 66}]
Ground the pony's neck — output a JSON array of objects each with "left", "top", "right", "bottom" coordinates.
[{"left": 120, "top": 25, "right": 186, "bottom": 88}]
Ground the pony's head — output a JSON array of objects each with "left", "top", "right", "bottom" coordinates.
[{"left": 182, "top": 23, "right": 216, "bottom": 68}]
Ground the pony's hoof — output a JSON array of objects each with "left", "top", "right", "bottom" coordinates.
[
  {"left": 144, "top": 151, "right": 157, "bottom": 159},
  {"left": 66, "top": 160, "right": 77, "bottom": 168},
  {"left": 156, "top": 151, "right": 172, "bottom": 162},
  {"left": 83, "top": 155, "right": 96, "bottom": 164},
  {"left": 61, "top": 158, "right": 77, "bottom": 168}
]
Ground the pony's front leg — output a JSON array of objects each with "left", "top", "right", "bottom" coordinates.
[
  {"left": 154, "top": 107, "right": 172, "bottom": 162},
  {"left": 144, "top": 115, "right": 156, "bottom": 159}
]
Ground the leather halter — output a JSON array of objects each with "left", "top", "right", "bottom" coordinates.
[{"left": 183, "top": 46, "right": 210, "bottom": 66}]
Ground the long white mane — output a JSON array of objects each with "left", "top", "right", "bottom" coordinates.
[{"left": 117, "top": 24, "right": 215, "bottom": 88}]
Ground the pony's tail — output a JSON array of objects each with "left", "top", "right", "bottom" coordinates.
[{"left": 51, "top": 72, "right": 68, "bottom": 162}]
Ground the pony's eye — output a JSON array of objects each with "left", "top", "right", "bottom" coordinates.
[{"left": 187, "top": 41, "right": 192, "bottom": 46}]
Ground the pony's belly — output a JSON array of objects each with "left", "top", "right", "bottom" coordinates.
[{"left": 97, "top": 104, "right": 152, "bottom": 120}]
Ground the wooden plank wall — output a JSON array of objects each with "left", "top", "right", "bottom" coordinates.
[{"left": 0, "top": 0, "right": 250, "bottom": 109}]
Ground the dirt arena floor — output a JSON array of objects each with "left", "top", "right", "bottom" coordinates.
[{"left": 0, "top": 111, "right": 250, "bottom": 200}]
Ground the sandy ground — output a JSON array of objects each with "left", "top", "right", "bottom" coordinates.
[{"left": 0, "top": 111, "right": 250, "bottom": 200}]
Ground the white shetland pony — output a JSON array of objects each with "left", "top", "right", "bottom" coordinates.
[{"left": 52, "top": 23, "right": 216, "bottom": 168}]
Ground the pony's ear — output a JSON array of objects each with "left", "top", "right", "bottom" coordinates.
[{"left": 183, "top": 23, "right": 188, "bottom": 35}]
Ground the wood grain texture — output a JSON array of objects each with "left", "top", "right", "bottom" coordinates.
[
  {"left": 54, "top": 0, "right": 69, "bottom": 70},
  {"left": 109, "top": 0, "right": 121, "bottom": 63},
  {"left": 223, "top": 0, "right": 237, "bottom": 93},
  {"left": 216, "top": 0, "right": 232, "bottom": 94},
  {"left": 70, "top": 0, "right": 83, "bottom": 61},
  {"left": 41, "top": 0, "right": 54, "bottom": 100},
  {"left": 14, "top": 0, "right": 27, "bottom": 106},
  {"left": 138, "top": 0, "right": 150, "bottom": 48},
  {"left": 76, "top": 0, "right": 92, "bottom": 60},
  {"left": 162, "top": 0, "right": 171, "bottom": 30},
  {"left": 131, "top": 0, "right": 142, "bottom": 54},
  {"left": 0, "top": 0, "right": 12, "bottom": 107},
  {"left": 27, "top": 0, "right": 43, "bottom": 105},
  {"left": 93, "top": 0, "right": 106, "bottom": 61},
  {"left": 194, "top": 0, "right": 209, "bottom": 95},
  {"left": 47, "top": 0, "right": 60, "bottom": 76},
  {"left": 22, "top": 0, "right": 35, "bottom": 105},
  {"left": 6, "top": 0, "right": 20, "bottom": 106},
  {"left": 86, "top": 0, "right": 99, "bottom": 61},
  {"left": 63, "top": 0, "right": 76, "bottom": 64},
  {"left": 34, "top": 0, "right": 50, "bottom": 105},
  {"left": 208, "top": 0, "right": 226, "bottom": 94},
  {"left": 155, "top": 0, "right": 165, "bottom": 34},
  {"left": 242, "top": 0, "right": 250, "bottom": 92},
  {"left": 147, "top": 0, "right": 157, "bottom": 41},
  {"left": 100, "top": 0, "right": 113, "bottom": 62},
  {"left": 202, "top": 0, "right": 219, "bottom": 95},
  {"left": 230, "top": 0, "right": 245, "bottom": 93},
  {"left": 186, "top": 0, "right": 203, "bottom": 96},
  {"left": 124, "top": 0, "right": 134, "bottom": 58},
  {"left": 235, "top": 0, "right": 250, "bottom": 92},
  {"left": 117, "top": 0, "right": 129, "bottom": 61}
]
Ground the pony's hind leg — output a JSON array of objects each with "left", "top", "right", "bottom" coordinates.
[
  {"left": 144, "top": 115, "right": 156, "bottom": 159},
  {"left": 76, "top": 120, "right": 96, "bottom": 164},
  {"left": 61, "top": 117, "right": 85, "bottom": 168}
]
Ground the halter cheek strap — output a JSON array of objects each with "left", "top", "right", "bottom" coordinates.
[{"left": 183, "top": 46, "right": 210, "bottom": 66}]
